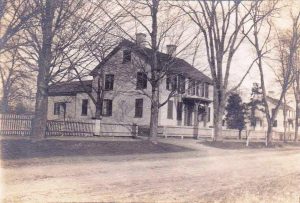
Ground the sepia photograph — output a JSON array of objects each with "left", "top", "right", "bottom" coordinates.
[{"left": 0, "top": 0, "right": 300, "bottom": 202}]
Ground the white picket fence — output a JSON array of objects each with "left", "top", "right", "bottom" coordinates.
[
  {"left": 46, "top": 119, "right": 95, "bottom": 136},
  {"left": 0, "top": 114, "right": 33, "bottom": 136},
  {"left": 0, "top": 114, "right": 295, "bottom": 140},
  {"left": 0, "top": 114, "right": 136, "bottom": 137}
]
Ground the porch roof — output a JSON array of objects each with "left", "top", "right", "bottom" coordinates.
[
  {"left": 48, "top": 80, "right": 93, "bottom": 96},
  {"left": 182, "top": 96, "right": 212, "bottom": 104}
]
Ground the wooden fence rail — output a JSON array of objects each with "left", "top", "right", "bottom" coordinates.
[
  {"left": 46, "top": 120, "right": 95, "bottom": 136},
  {"left": 0, "top": 114, "right": 296, "bottom": 140},
  {"left": 0, "top": 114, "right": 33, "bottom": 136}
]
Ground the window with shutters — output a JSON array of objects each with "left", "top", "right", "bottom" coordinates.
[
  {"left": 104, "top": 74, "right": 114, "bottom": 90},
  {"left": 102, "top": 99, "right": 112, "bottom": 116},
  {"left": 54, "top": 102, "right": 66, "bottom": 115},
  {"left": 201, "top": 83, "right": 205, "bottom": 97},
  {"left": 136, "top": 72, "right": 147, "bottom": 89},
  {"left": 167, "top": 100, "right": 173, "bottom": 119},
  {"left": 204, "top": 83, "right": 209, "bottom": 98},
  {"left": 273, "top": 120, "right": 278, "bottom": 127},
  {"left": 54, "top": 103, "right": 60, "bottom": 115},
  {"left": 196, "top": 81, "right": 201, "bottom": 96},
  {"left": 177, "top": 102, "right": 183, "bottom": 120},
  {"left": 123, "top": 50, "right": 131, "bottom": 63},
  {"left": 178, "top": 75, "right": 185, "bottom": 93},
  {"left": 81, "top": 99, "right": 88, "bottom": 116},
  {"left": 135, "top": 99, "right": 143, "bottom": 118}
]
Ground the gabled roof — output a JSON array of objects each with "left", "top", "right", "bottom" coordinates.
[
  {"left": 266, "top": 96, "right": 294, "bottom": 111},
  {"left": 48, "top": 80, "right": 93, "bottom": 96},
  {"left": 90, "top": 39, "right": 213, "bottom": 84}
]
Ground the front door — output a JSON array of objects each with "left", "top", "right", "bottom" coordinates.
[{"left": 185, "top": 104, "right": 194, "bottom": 126}]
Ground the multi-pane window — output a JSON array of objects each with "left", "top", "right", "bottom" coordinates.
[
  {"left": 271, "top": 108, "right": 276, "bottom": 117},
  {"left": 54, "top": 103, "right": 60, "bottom": 115},
  {"left": 188, "top": 79, "right": 196, "bottom": 95},
  {"left": 81, "top": 99, "right": 88, "bottom": 116},
  {"left": 273, "top": 120, "right": 278, "bottom": 127},
  {"left": 177, "top": 102, "right": 183, "bottom": 121},
  {"left": 204, "top": 83, "right": 209, "bottom": 98},
  {"left": 166, "top": 75, "right": 177, "bottom": 91},
  {"left": 167, "top": 100, "right": 173, "bottom": 119},
  {"left": 102, "top": 99, "right": 112, "bottom": 116},
  {"left": 54, "top": 102, "right": 66, "bottom": 115},
  {"left": 196, "top": 82, "right": 201, "bottom": 96},
  {"left": 104, "top": 74, "right": 114, "bottom": 90},
  {"left": 201, "top": 83, "right": 205, "bottom": 97},
  {"left": 123, "top": 50, "right": 131, "bottom": 63},
  {"left": 178, "top": 75, "right": 185, "bottom": 94},
  {"left": 136, "top": 72, "right": 147, "bottom": 89},
  {"left": 135, "top": 99, "right": 143, "bottom": 118}
]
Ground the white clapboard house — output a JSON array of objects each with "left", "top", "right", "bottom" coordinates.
[{"left": 47, "top": 34, "right": 214, "bottom": 134}]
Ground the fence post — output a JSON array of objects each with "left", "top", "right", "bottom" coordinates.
[
  {"left": 246, "top": 130, "right": 249, "bottom": 147},
  {"left": 94, "top": 119, "right": 101, "bottom": 136},
  {"left": 162, "top": 126, "right": 168, "bottom": 138},
  {"left": 132, "top": 123, "right": 137, "bottom": 138}
]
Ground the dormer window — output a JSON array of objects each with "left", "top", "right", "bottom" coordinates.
[{"left": 123, "top": 50, "right": 131, "bottom": 63}]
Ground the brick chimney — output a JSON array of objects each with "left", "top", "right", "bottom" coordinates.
[
  {"left": 135, "top": 33, "right": 146, "bottom": 47},
  {"left": 166, "top": 44, "right": 177, "bottom": 57}
]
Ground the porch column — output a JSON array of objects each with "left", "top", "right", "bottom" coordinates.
[
  {"left": 193, "top": 102, "right": 199, "bottom": 139},
  {"left": 203, "top": 104, "right": 208, "bottom": 128}
]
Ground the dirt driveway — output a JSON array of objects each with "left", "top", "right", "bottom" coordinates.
[{"left": 1, "top": 137, "right": 300, "bottom": 202}]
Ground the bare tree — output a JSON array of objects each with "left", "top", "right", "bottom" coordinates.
[
  {"left": 174, "top": 0, "right": 278, "bottom": 141},
  {"left": 100, "top": 0, "right": 201, "bottom": 142},
  {"left": 291, "top": 12, "right": 300, "bottom": 142},
  {"left": 21, "top": 0, "right": 106, "bottom": 140},
  {"left": 0, "top": 0, "right": 36, "bottom": 52},
  {"left": 0, "top": 46, "right": 33, "bottom": 113},
  {"left": 273, "top": 29, "right": 297, "bottom": 141},
  {"left": 247, "top": 6, "right": 296, "bottom": 146}
]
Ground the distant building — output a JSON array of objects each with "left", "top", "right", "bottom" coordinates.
[
  {"left": 247, "top": 86, "right": 296, "bottom": 133},
  {"left": 47, "top": 34, "right": 214, "bottom": 129},
  {"left": 248, "top": 96, "right": 295, "bottom": 132}
]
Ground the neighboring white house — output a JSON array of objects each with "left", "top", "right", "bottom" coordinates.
[
  {"left": 248, "top": 94, "right": 296, "bottom": 133},
  {"left": 47, "top": 34, "right": 214, "bottom": 131}
]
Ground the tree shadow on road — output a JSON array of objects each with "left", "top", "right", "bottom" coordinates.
[
  {"left": 1, "top": 138, "right": 194, "bottom": 160},
  {"left": 200, "top": 140, "right": 300, "bottom": 149}
]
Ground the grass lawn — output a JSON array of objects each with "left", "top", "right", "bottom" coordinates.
[{"left": 1, "top": 136, "right": 300, "bottom": 202}]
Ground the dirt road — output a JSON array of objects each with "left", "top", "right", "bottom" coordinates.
[{"left": 1, "top": 138, "right": 300, "bottom": 202}]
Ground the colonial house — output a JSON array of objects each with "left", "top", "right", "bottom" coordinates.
[
  {"left": 48, "top": 33, "right": 214, "bottom": 131},
  {"left": 248, "top": 93, "right": 296, "bottom": 133}
]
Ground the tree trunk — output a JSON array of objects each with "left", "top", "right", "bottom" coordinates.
[
  {"left": 213, "top": 87, "right": 224, "bottom": 141},
  {"left": 283, "top": 96, "right": 287, "bottom": 142},
  {"left": 1, "top": 94, "right": 9, "bottom": 113},
  {"left": 94, "top": 77, "right": 103, "bottom": 119},
  {"left": 295, "top": 101, "right": 299, "bottom": 142},
  {"left": 213, "top": 110, "right": 223, "bottom": 141},
  {"left": 266, "top": 123, "right": 273, "bottom": 146},
  {"left": 149, "top": 82, "right": 159, "bottom": 143},
  {"left": 148, "top": 0, "right": 159, "bottom": 143},
  {"left": 31, "top": 74, "right": 49, "bottom": 140},
  {"left": 31, "top": 0, "right": 54, "bottom": 140},
  {"left": 238, "top": 130, "right": 242, "bottom": 140}
]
